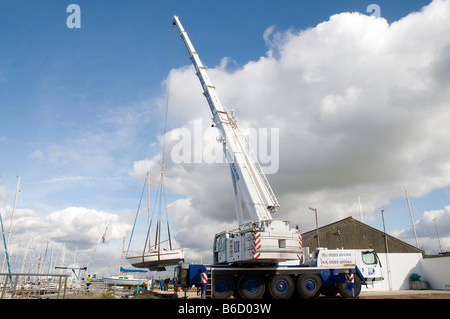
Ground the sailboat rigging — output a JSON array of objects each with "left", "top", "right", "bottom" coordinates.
[
  {"left": 126, "top": 170, "right": 184, "bottom": 271},
  {"left": 126, "top": 27, "right": 184, "bottom": 271}
]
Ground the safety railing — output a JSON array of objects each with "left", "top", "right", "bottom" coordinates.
[{"left": 0, "top": 272, "right": 70, "bottom": 299}]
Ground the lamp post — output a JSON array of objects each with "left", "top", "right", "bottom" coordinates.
[
  {"left": 381, "top": 208, "right": 392, "bottom": 290},
  {"left": 309, "top": 207, "right": 320, "bottom": 248}
]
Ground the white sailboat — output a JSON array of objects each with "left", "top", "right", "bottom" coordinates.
[
  {"left": 126, "top": 248, "right": 184, "bottom": 271},
  {"left": 103, "top": 239, "right": 148, "bottom": 286},
  {"left": 102, "top": 274, "right": 146, "bottom": 286},
  {"left": 126, "top": 171, "right": 184, "bottom": 271}
]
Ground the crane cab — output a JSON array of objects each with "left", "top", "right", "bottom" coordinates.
[
  {"left": 213, "top": 220, "right": 302, "bottom": 265},
  {"left": 213, "top": 232, "right": 228, "bottom": 264}
]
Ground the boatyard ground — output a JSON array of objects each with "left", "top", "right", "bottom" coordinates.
[
  {"left": 150, "top": 289, "right": 450, "bottom": 299},
  {"left": 358, "top": 290, "right": 450, "bottom": 299},
  {"left": 65, "top": 284, "right": 450, "bottom": 299}
]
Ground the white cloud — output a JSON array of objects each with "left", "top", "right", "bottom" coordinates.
[
  {"left": 0, "top": 185, "right": 9, "bottom": 204},
  {"left": 41, "top": 207, "right": 130, "bottom": 248},
  {"left": 393, "top": 205, "right": 450, "bottom": 253},
  {"left": 1, "top": 205, "right": 132, "bottom": 273},
  {"left": 6, "top": 206, "right": 130, "bottom": 247},
  {"left": 46, "top": 144, "right": 83, "bottom": 165},
  {"left": 29, "top": 144, "right": 85, "bottom": 168},
  {"left": 169, "top": 198, "right": 237, "bottom": 263},
  {"left": 29, "top": 149, "right": 44, "bottom": 159},
  {"left": 131, "top": 0, "right": 450, "bottom": 261}
]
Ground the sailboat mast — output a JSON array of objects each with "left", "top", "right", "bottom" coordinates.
[
  {"left": 8, "top": 176, "right": 20, "bottom": 242},
  {"left": 405, "top": 191, "right": 420, "bottom": 248},
  {"left": 59, "top": 243, "right": 66, "bottom": 274},
  {"left": 1, "top": 176, "right": 20, "bottom": 273},
  {"left": 147, "top": 171, "right": 151, "bottom": 251},
  {"left": 0, "top": 210, "right": 14, "bottom": 290},
  {"left": 163, "top": 177, "right": 172, "bottom": 250},
  {"left": 120, "top": 237, "right": 125, "bottom": 273},
  {"left": 357, "top": 194, "right": 364, "bottom": 222}
]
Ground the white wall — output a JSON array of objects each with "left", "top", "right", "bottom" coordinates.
[
  {"left": 362, "top": 253, "right": 423, "bottom": 291},
  {"left": 420, "top": 256, "right": 450, "bottom": 290},
  {"left": 362, "top": 253, "right": 450, "bottom": 291}
]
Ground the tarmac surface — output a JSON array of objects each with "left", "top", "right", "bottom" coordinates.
[
  {"left": 172, "top": 289, "right": 450, "bottom": 299},
  {"left": 358, "top": 289, "right": 450, "bottom": 299}
]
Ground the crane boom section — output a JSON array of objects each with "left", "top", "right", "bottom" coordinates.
[{"left": 172, "top": 16, "right": 279, "bottom": 224}]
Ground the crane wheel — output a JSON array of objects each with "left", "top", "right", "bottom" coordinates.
[
  {"left": 267, "top": 275, "right": 294, "bottom": 299},
  {"left": 337, "top": 275, "right": 361, "bottom": 298},
  {"left": 296, "top": 274, "right": 323, "bottom": 299},
  {"left": 237, "top": 275, "right": 265, "bottom": 299},
  {"left": 212, "top": 275, "right": 234, "bottom": 299}
]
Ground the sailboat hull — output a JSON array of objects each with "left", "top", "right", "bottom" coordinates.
[
  {"left": 126, "top": 250, "right": 184, "bottom": 271},
  {"left": 102, "top": 275, "right": 146, "bottom": 286}
]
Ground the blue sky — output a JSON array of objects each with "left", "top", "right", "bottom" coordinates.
[{"left": 1, "top": 0, "right": 449, "bottom": 275}]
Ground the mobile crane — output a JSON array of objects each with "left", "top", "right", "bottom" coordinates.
[
  {"left": 172, "top": 15, "right": 302, "bottom": 265},
  {"left": 172, "top": 16, "right": 382, "bottom": 299}
]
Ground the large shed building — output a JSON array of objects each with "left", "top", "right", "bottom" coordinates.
[{"left": 301, "top": 216, "right": 423, "bottom": 254}]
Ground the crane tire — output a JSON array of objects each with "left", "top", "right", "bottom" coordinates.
[
  {"left": 296, "top": 274, "right": 323, "bottom": 299},
  {"left": 337, "top": 275, "right": 362, "bottom": 298},
  {"left": 267, "top": 275, "right": 294, "bottom": 299},
  {"left": 212, "top": 275, "right": 234, "bottom": 299},
  {"left": 237, "top": 275, "right": 265, "bottom": 299}
]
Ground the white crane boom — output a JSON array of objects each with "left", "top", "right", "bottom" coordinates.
[{"left": 172, "top": 15, "right": 279, "bottom": 225}]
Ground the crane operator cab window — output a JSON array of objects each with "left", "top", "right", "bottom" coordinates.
[
  {"left": 214, "top": 234, "right": 227, "bottom": 263},
  {"left": 215, "top": 234, "right": 227, "bottom": 252}
]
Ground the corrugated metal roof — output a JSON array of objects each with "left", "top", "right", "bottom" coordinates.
[{"left": 301, "top": 216, "right": 424, "bottom": 254}]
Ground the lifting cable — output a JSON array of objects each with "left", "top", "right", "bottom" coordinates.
[{"left": 136, "top": 24, "right": 176, "bottom": 264}]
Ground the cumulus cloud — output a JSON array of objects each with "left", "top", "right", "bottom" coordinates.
[
  {"left": 131, "top": 0, "right": 450, "bottom": 260},
  {"left": 168, "top": 198, "right": 236, "bottom": 262},
  {"left": 394, "top": 205, "right": 450, "bottom": 253},
  {"left": 6, "top": 206, "right": 130, "bottom": 247},
  {"left": 1, "top": 205, "right": 132, "bottom": 272},
  {"left": 41, "top": 207, "right": 131, "bottom": 249}
]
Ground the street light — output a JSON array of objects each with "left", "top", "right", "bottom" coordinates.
[
  {"left": 381, "top": 208, "right": 392, "bottom": 290},
  {"left": 309, "top": 207, "right": 320, "bottom": 247}
]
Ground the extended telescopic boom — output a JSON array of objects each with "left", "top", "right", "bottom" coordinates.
[{"left": 172, "top": 15, "right": 279, "bottom": 225}]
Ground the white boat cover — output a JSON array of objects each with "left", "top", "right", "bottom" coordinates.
[{"left": 126, "top": 249, "right": 184, "bottom": 271}]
